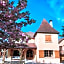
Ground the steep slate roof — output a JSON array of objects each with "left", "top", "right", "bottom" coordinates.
[
  {"left": 26, "top": 43, "right": 37, "bottom": 48},
  {"left": 34, "top": 19, "right": 59, "bottom": 37},
  {"left": 59, "top": 38, "right": 64, "bottom": 44},
  {"left": 5, "top": 43, "right": 37, "bottom": 49},
  {"left": 26, "top": 32, "right": 34, "bottom": 38}
]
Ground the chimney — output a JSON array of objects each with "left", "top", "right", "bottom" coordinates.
[{"left": 49, "top": 20, "right": 53, "bottom": 27}]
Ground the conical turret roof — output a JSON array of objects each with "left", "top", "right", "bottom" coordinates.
[
  {"left": 36, "top": 19, "right": 59, "bottom": 34},
  {"left": 34, "top": 19, "right": 59, "bottom": 37}
]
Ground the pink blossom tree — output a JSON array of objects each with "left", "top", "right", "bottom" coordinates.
[
  {"left": 0, "top": 0, "right": 35, "bottom": 46},
  {"left": 0, "top": 0, "right": 35, "bottom": 62}
]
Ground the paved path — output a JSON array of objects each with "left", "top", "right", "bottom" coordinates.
[
  {"left": 4, "top": 61, "right": 25, "bottom": 64},
  {"left": 3, "top": 62, "right": 64, "bottom": 64}
]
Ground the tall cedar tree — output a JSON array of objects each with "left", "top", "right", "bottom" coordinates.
[
  {"left": 59, "top": 26, "right": 64, "bottom": 37},
  {"left": 0, "top": 0, "right": 35, "bottom": 48}
]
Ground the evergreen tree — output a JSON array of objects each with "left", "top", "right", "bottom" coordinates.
[{"left": 59, "top": 26, "right": 64, "bottom": 37}]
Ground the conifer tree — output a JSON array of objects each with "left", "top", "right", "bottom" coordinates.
[{"left": 59, "top": 26, "right": 64, "bottom": 37}]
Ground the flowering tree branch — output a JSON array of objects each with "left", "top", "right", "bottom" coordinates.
[{"left": 0, "top": 0, "right": 35, "bottom": 48}]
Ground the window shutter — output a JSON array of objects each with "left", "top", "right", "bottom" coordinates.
[
  {"left": 55, "top": 50, "right": 60, "bottom": 58},
  {"left": 45, "top": 35, "right": 51, "bottom": 42},
  {"left": 39, "top": 50, "right": 44, "bottom": 58},
  {"left": 62, "top": 57, "right": 64, "bottom": 60},
  {"left": 48, "top": 35, "right": 51, "bottom": 41}
]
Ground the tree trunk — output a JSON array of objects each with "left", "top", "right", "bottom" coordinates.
[
  {"left": 20, "top": 49, "right": 25, "bottom": 64},
  {"left": 2, "top": 49, "right": 6, "bottom": 63},
  {"left": 20, "top": 49, "right": 22, "bottom": 60}
]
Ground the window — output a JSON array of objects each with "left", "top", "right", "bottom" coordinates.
[
  {"left": 26, "top": 49, "right": 33, "bottom": 60},
  {"left": 44, "top": 50, "right": 53, "bottom": 57},
  {"left": 13, "top": 50, "right": 20, "bottom": 56},
  {"left": 45, "top": 35, "right": 51, "bottom": 42},
  {"left": 59, "top": 46, "right": 62, "bottom": 51}
]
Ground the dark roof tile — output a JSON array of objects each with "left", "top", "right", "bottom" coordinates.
[
  {"left": 59, "top": 38, "right": 64, "bottom": 43},
  {"left": 37, "top": 19, "right": 59, "bottom": 34},
  {"left": 26, "top": 43, "right": 37, "bottom": 48},
  {"left": 34, "top": 19, "right": 59, "bottom": 37}
]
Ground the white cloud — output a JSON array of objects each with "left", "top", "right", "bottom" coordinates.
[
  {"left": 62, "top": 19, "right": 64, "bottom": 22},
  {"left": 57, "top": 18, "right": 60, "bottom": 21}
]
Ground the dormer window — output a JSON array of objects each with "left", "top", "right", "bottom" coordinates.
[{"left": 45, "top": 35, "right": 51, "bottom": 42}]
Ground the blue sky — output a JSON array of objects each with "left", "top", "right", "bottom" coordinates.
[{"left": 9, "top": 0, "right": 64, "bottom": 38}]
